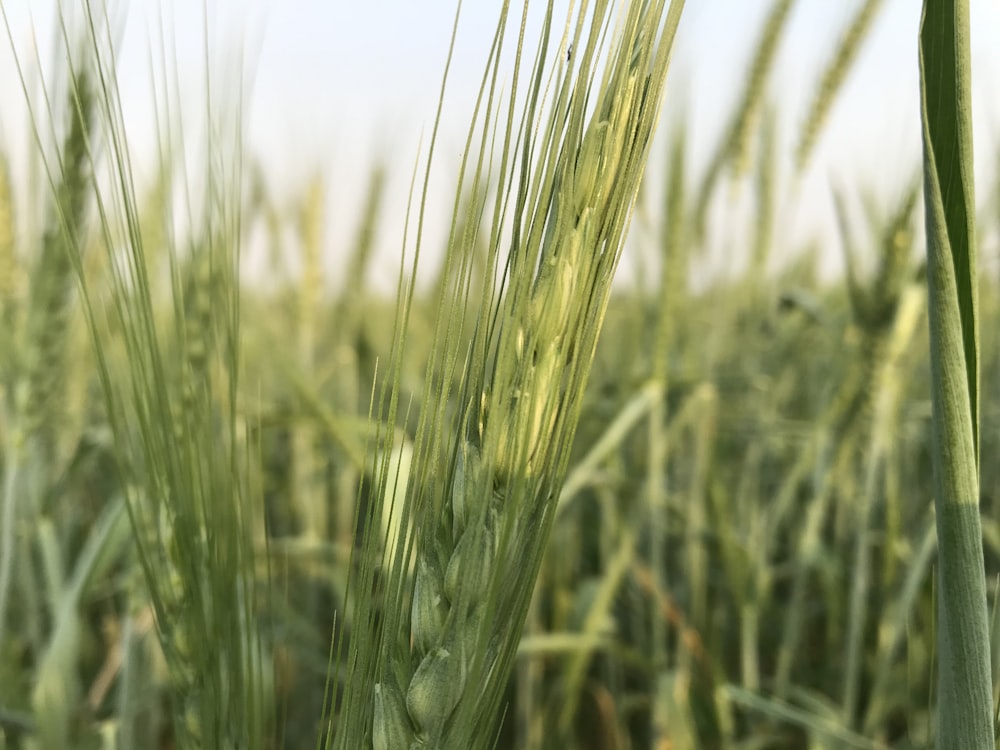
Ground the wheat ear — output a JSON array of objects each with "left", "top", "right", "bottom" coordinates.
[{"left": 368, "top": 3, "right": 686, "bottom": 748}]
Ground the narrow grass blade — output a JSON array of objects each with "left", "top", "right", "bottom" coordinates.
[{"left": 918, "top": 0, "right": 992, "bottom": 746}]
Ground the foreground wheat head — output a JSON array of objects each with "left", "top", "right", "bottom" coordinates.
[{"left": 324, "top": 2, "right": 686, "bottom": 748}]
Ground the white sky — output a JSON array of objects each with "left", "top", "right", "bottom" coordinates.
[{"left": 2, "top": 1, "right": 1000, "bottom": 288}]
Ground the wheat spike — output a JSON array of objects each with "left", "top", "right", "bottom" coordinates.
[{"left": 367, "top": 3, "right": 686, "bottom": 747}]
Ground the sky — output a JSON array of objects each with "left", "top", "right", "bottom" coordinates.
[{"left": 2, "top": 1, "right": 1000, "bottom": 288}]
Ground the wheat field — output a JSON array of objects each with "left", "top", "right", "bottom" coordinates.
[{"left": 0, "top": 1, "right": 997, "bottom": 749}]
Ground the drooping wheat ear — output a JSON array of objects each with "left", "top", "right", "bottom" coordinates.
[
  {"left": 361, "top": 2, "right": 686, "bottom": 748},
  {"left": 795, "top": 0, "right": 885, "bottom": 173}
]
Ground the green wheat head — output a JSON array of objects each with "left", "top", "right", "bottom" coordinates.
[{"left": 326, "top": 2, "right": 686, "bottom": 748}]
